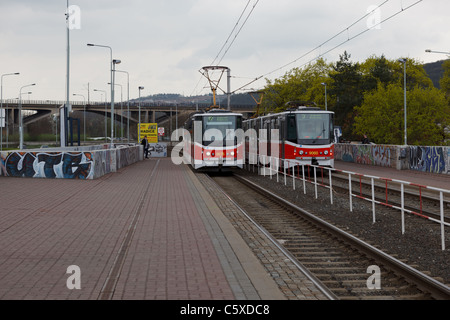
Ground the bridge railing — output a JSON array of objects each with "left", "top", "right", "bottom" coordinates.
[{"left": 1, "top": 99, "right": 255, "bottom": 110}]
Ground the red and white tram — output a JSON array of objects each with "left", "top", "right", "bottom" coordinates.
[
  {"left": 183, "top": 109, "right": 244, "bottom": 171},
  {"left": 244, "top": 106, "right": 335, "bottom": 168}
]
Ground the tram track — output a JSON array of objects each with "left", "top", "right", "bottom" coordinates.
[{"left": 207, "top": 172, "right": 450, "bottom": 300}]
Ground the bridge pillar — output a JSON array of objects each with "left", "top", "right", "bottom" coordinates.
[{"left": 13, "top": 109, "right": 19, "bottom": 125}]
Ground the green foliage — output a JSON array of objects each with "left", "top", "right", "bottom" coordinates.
[
  {"left": 259, "top": 52, "right": 448, "bottom": 146},
  {"left": 328, "top": 51, "right": 363, "bottom": 139},
  {"left": 354, "top": 84, "right": 449, "bottom": 145},
  {"left": 261, "top": 58, "right": 332, "bottom": 113},
  {"left": 440, "top": 60, "right": 450, "bottom": 102}
]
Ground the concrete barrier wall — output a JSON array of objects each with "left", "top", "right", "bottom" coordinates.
[
  {"left": 0, "top": 145, "right": 143, "bottom": 180},
  {"left": 335, "top": 143, "right": 450, "bottom": 175}
]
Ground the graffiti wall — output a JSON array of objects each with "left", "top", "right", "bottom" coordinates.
[
  {"left": 0, "top": 151, "right": 94, "bottom": 179},
  {"left": 0, "top": 145, "right": 142, "bottom": 180},
  {"left": 335, "top": 144, "right": 450, "bottom": 175},
  {"left": 335, "top": 144, "right": 395, "bottom": 168},
  {"left": 409, "top": 146, "right": 447, "bottom": 174}
]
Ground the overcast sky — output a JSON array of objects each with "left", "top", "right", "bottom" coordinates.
[{"left": 0, "top": 0, "right": 449, "bottom": 102}]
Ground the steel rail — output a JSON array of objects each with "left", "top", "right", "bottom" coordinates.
[
  {"left": 234, "top": 173, "right": 450, "bottom": 300},
  {"left": 204, "top": 173, "right": 338, "bottom": 300}
]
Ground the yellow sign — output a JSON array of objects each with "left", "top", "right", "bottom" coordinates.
[{"left": 139, "top": 123, "right": 158, "bottom": 143}]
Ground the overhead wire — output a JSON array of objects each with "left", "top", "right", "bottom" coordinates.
[
  {"left": 294, "top": 0, "right": 424, "bottom": 71},
  {"left": 190, "top": 0, "right": 260, "bottom": 96},
  {"left": 210, "top": 0, "right": 252, "bottom": 66},
  {"left": 215, "top": 0, "right": 260, "bottom": 66},
  {"left": 233, "top": 0, "right": 424, "bottom": 93}
]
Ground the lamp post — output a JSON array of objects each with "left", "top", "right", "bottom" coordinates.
[
  {"left": 94, "top": 89, "right": 107, "bottom": 142},
  {"left": 19, "top": 83, "right": 36, "bottom": 150},
  {"left": 64, "top": 0, "right": 71, "bottom": 147},
  {"left": 116, "top": 70, "right": 130, "bottom": 143},
  {"left": 111, "top": 59, "right": 121, "bottom": 147},
  {"left": 1, "top": 72, "right": 20, "bottom": 151},
  {"left": 73, "top": 93, "right": 86, "bottom": 143},
  {"left": 109, "top": 82, "right": 123, "bottom": 141},
  {"left": 321, "top": 82, "right": 327, "bottom": 111},
  {"left": 138, "top": 86, "right": 144, "bottom": 142},
  {"left": 87, "top": 43, "right": 119, "bottom": 148},
  {"left": 425, "top": 49, "right": 450, "bottom": 56},
  {"left": 398, "top": 58, "right": 407, "bottom": 146}
]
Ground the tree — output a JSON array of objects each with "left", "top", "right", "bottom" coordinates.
[
  {"left": 261, "top": 58, "right": 332, "bottom": 113},
  {"left": 328, "top": 51, "right": 363, "bottom": 139},
  {"left": 360, "top": 54, "right": 396, "bottom": 91},
  {"left": 354, "top": 83, "right": 449, "bottom": 145},
  {"left": 440, "top": 59, "right": 450, "bottom": 102}
]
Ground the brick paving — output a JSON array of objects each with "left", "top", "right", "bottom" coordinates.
[{"left": 0, "top": 158, "right": 284, "bottom": 300}]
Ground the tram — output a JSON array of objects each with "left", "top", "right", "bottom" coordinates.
[
  {"left": 183, "top": 108, "right": 244, "bottom": 171},
  {"left": 243, "top": 103, "right": 335, "bottom": 168}
]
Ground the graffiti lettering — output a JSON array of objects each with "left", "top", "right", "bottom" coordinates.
[
  {"left": 4, "top": 152, "right": 94, "bottom": 179},
  {"left": 409, "top": 146, "right": 446, "bottom": 174},
  {"left": 6, "top": 152, "right": 36, "bottom": 177},
  {"left": 336, "top": 145, "right": 391, "bottom": 167}
]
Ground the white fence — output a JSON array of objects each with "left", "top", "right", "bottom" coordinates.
[{"left": 245, "top": 157, "right": 450, "bottom": 251}]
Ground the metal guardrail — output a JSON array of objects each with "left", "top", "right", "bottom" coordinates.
[{"left": 246, "top": 155, "right": 450, "bottom": 251}]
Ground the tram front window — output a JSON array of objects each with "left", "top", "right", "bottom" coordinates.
[
  {"left": 203, "top": 115, "right": 241, "bottom": 146},
  {"left": 296, "top": 113, "right": 332, "bottom": 145}
]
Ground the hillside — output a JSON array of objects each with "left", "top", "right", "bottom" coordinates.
[
  {"left": 137, "top": 60, "right": 448, "bottom": 101},
  {"left": 423, "top": 59, "right": 447, "bottom": 89},
  {"left": 138, "top": 92, "right": 256, "bottom": 106}
]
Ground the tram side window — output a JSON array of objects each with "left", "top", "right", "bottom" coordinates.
[
  {"left": 237, "top": 116, "right": 243, "bottom": 130},
  {"left": 287, "top": 115, "right": 297, "bottom": 143}
]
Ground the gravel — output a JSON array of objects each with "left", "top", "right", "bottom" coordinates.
[{"left": 237, "top": 167, "right": 450, "bottom": 286}]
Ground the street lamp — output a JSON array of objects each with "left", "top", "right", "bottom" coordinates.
[
  {"left": 425, "top": 49, "right": 450, "bottom": 55},
  {"left": 398, "top": 58, "right": 407, "bottom": 146},
  {"left": 138, "top": 86, "right": 144, "bottom": 142},
  {"left": 109, "top": 82, "right": 123, "bottom": 141},
  {"left": 321, "top": 82, "right": 327, "bottom": 111},
  {"left": 94, "top": 89, "right": 107, "bottom": 142},
  {"left": 19, "top": 83, "right": 36, "bottom": 150},
  {"left": 1, "top": 72, "right": 20, "bottom": 151},
  {"left": 111, "top": 59, "right": 121, "bottom": 147},
  {"left": 73, "top": 93, "right": 86, "bottom": 143},
  {"left": 87, "top": 43, "right": 119, "bottom": 148},
  {"left": 116, "top": 70, "right": 130, "bottom": 143}
]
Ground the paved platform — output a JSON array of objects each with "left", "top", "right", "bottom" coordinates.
[
  {"left": 335, "top": 161, "right": 450, "bottom": 190},
  {"left": 0, "top": 158, "right": 306, "bottom": 300}
]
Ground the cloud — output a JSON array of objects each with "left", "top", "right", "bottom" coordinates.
[{"left": 0, "top": 0, "right": 449, "bottom": 101}]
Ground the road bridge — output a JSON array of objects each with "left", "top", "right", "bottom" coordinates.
[{"left": 1, "top": 99, "right": 256, "bottom": 126}]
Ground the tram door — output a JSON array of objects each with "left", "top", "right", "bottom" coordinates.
[
  {"left": 264, "top": 119, "right": 270, "bottom": 163},
  {"left": 280, "top": 116, "right": 286, "bottom": 160}
]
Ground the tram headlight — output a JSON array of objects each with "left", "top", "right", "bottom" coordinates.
[
  {"left": 324, "top": 150, "right": 329, "bottom": 155},
  {"left": 230, "top": 151, "right": 235, "bottom": 156},
  {"left": 206, "top": 151, "right": 211, "bottom": 157},
  {"left": 299, "top": 150, "right": 304, "bottom": 155}
]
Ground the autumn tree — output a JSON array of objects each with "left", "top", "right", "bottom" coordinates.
[
  {"left": 354, "top": 83, "right": 449, "bottom": 145},
  {"left": 328, "top": 51, "right": 363, "bottom": 140},
  {"left": 261, "top": 58, "right": 332, "bottom": 113},
  {"left": 440, "top": 59, "right": 450, "bottom": 102}
]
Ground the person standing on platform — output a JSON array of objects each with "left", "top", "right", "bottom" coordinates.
[
  {"left": 141, "top": 136, "right": 149, "bottom": 159},
  {"left": 361, "top": 134, "right": 370, "bottom": 144}
]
